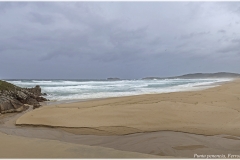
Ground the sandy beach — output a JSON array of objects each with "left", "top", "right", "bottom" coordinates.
[
  {"left": 1, "top": 79, "right": 240, "bottom": 158},
  {"left": 0, "top": 107, "right": 162, "bottom": 158},
  {"left": 17, "top": 79, "right": 240, "bottom": 136},
  {"left": 0, "top": 131, "right": 163, "bottom": 158},
  {"left": 2, "top": 1, "right": 240, "bottom": 158}
]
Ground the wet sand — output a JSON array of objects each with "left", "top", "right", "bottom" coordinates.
[
  {"left": 0, "top": 131, "right": 163, "bottom": 158},
  {"left": 0, "top": 108, "right": 161, "bottom": 158},
  {"left": 1, "top": 106, "right": 240, "bottom": 158}
]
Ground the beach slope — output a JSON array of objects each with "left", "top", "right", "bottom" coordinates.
[{"left": 16, "top": 79, "right": 240, "bottom": 136}]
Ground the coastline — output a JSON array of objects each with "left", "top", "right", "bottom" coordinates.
[
  {"left": 16, "top": 78, "right": 240, "bottom": 136},
  {"left": 1, "top": 78, "right": 240, "bottom": 158},
  {"left": 41, "top": 78, "right": 232, "bottom": 106}
]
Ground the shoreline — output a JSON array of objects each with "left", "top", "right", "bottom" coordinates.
[
  {"left": 16, "top": 78, "right": 240, "bottom": 136},
  {"left": 42, "top": 78, "right": 233, "bottom": 106},
  {"left": 1, "top": 78, "right": 240, "bottom": 158}
]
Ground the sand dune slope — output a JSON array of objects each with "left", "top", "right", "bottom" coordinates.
[
  {"left": 0, "top": 132, "right": 160, "bottom": 158},
  {"left": 16, "top": 79, "right": 240, "bottom": 136}
]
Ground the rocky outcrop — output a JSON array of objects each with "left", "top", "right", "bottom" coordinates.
[
  {"left": 0, "top": 96, "right": 28, "bottom": 114},
  {"left": 107, "top": 78, "right": 121, "bottom": 81},
  {"left": 26, "top": 85, "right": 42, "bottom": 97},
  {"left": 0, "top": 80, "right": 48, "bottom": 114}
]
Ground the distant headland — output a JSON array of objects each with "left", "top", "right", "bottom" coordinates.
[{"left": 142, "top": 72, "right": 240, "bottom": 80}]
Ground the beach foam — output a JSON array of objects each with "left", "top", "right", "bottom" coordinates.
[{"left": 7, "top": 78, "right": 232, "bottom": 101}]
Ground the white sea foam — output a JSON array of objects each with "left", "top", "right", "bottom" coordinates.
[{"left": 6, "top": 78, "right": 232, "bottom": 101}]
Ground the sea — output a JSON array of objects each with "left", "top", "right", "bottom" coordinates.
[{"left": 5, "top": 78, "right": 232, "bottom": 102}]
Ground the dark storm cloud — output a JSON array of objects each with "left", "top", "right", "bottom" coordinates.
[
  {"left": 231, "top": 38, "right": 240, "bottom": 43},
  {"left": 0, "top": 2, "right": 240, "bottom": 79},
  {"left": 179, "top": 31, "right": 210, "bottom": 40},
  {"left": 218, "top": 29, "right": 226, "bottom": 33},
  {"left": 27, "top": 12, "right": 55, "bottom": 25}
]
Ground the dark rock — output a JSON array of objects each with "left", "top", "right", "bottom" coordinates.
[
  {"left": 0, "top": 80, "right": 48, "bottom": 114},
  {"left": 27, "top": 85, "right": 42, "bottom": 96},
  {"left": 107, "top": 78, "right": 121, "bottom": 81},
  {"left": 15, "top": 91, "right": 28, "bottom": 103},
  {"left": 42, "top": 93, "right": 47, "bottom": 96},
  {"left": 25, "top": 97, "right": 39, "bottom": 105},
  {"left": 33, "top": 103, "right": 41, "bottom": 109},
  {"left": 0, "top": 96, "right": 28, "bottom": 114},
  {"left": 36, "top": 96, "right": 48, "bottom": 102}
]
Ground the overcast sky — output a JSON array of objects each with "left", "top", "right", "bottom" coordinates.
[{"left": 0, "top": 2, "right": 240, "bottom": 79}]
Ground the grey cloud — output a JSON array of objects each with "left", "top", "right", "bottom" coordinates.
[
  {"left": 40, "top": 47, "right": 80, "bottom": 61},
  {"left": 231, "top": 38, "right": 240, "bottom": 43},
  {"left": 218, "top": 29, "right": 226, "bottom": 33},
  {"left": 27, "top": 12, "right": 55, "bottom": 25},
  {"left": 218, "top": 44, "right": 240, "bottom": 54},
  {"left": 0, "top": 2, "right": 12, "bottom": 11},
  {"left": 0, "top": 2, "right": 28, "bottom": 13},
  {"left": 1, "top": 2, "right": 240, "bottom": 79},
  {"left": 179, "top": 31, "right": 210, "bottom": 40}
]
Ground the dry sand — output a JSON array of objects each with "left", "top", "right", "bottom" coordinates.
[{"left": 17, "top": 79, "right": 240, "bottom": 137}]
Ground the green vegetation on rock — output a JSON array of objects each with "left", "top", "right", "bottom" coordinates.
[{"left": 0, "top": 80, "right": 19, "bottom": 91}]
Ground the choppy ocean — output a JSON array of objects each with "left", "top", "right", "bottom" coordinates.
[{"left": 5, "top": 78, "right": 232, "bottom": 101}]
